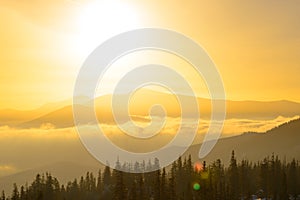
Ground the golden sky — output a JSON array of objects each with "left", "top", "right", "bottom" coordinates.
[{"left": 1, "top": 0, "right": 300, "bottom": 110}]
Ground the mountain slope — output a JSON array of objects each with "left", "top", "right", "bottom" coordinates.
[
  {"left": 15, "top": 90, "right": 300, "bottom": 128},
  {"left": 185, "top": 118, "right": 300, "bottom": 165},
  {"left": 0, "top": 99, "right": 71, "bottom": 126}
]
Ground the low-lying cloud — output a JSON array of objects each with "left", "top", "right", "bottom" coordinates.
[{"left": 0, "top": 115, "right": 298, "bottom": 177}]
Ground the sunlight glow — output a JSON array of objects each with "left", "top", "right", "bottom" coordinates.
[{"left": 75, "top": 0, "right": 140, "bottom": 57}]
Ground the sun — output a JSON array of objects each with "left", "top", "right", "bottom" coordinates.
[{"left": 74, "top": 0, "right": 140, "bottom": 57}]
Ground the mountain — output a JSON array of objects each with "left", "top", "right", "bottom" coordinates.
[
  {"left": 184, "top": 118, "right": 300, "bottom": 166},
  {"left": 13, "top": 89, "right": 300, "bottom": 129},
  {"left": 0, "top": 99, "right": 71, "bottom": 126}
]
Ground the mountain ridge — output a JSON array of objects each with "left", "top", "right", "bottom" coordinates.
[{"left": 5, "top": 90, "right": 300, "bottom": 128}]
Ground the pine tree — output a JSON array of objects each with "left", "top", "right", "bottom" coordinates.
[
  {"left": 89, "top": 172, "right": 96, "bottom": 192},
  {"left": 44, "top": 173, "right": 54, "bottom": 200},
  {"left": 228, "top": 150, "right": 239, "bottom": 200},
  {"left": 1, "top": 191, "right": 5, "bottom": 200},
  {"left": 279, "top": 169, "right": 288, "bottom": 200},
  {"left": 175, "top": 156, "right": 184, "bottom": 199},
  {"left": 168, "top": 162, "right": 176, "bottom": 200},
  {"left": 103, "top": 165, "right": 112, "bottom": 187},
  {"left": 128, "top": 179, "right": 137, "bottom": 200},
  {"left": 113, "top": 170, "right": 125, "bottom": 200},
  {"left": 239, "top": 159, "right": 254, "bottom": 199},
  {"left": 185, "top": 155, "right": 193, "bottom": 200},
  {"left": 60, "top": 185, "right": 66, "bottom": 200},
  {"left": 153, "top": 169, "right": 161, "bottom": 200},
  {"left": 288, "top": 159, "right": 298, "bottom": 199},
  {"left": 137, "top": 175, "right": 145, "bottom": 200},
  {"left": 199, "top": 160, "right": 209, "bottom": 200},
  {"left": 96, "top": 170, "right": 102, "bottom": 196},
  {"left": 11, "top": 183, "right": 19, "bottom": 200},
  {"left": 134, "top": 162, "right": 140, "bottom": 173},
  {"left": 210, "top": 159, "right": 225, "bottom": 199},
  {"left": 260, "top": 158, "right": 269, "bottom": 198},
  {"left": 160, "top": 168, "right": 167, "bottom": 199},
  {"left": 69, "top": 179, "right": 80, "bottom": 200},
  {"left": 30, "top": 174, "right": 43, "bottom": 200}
]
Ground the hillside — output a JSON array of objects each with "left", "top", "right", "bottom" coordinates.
[
  {"left": 185, "top": 118, "right": 300, "bottom": 165},
  {"left": 12, "top": 90, "right": 300, "bottom": 128}
]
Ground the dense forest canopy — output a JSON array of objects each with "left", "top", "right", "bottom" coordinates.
[{"left": 1, "top": 151, "right": 299, "bottom": 200}]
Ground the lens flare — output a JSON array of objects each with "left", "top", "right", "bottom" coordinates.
[
  {"left": 193, "top": 183, "right": 201, "bottom": 191},
  {"left": 194, "top": 162, "right": 203, "bottom": 172},
  {"left": 201, "top": 171, "right": 209, "bottom": 179}
]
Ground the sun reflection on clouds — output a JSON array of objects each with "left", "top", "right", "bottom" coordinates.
[{"left": 0, "top": 165, "right": 17, "bottom": 177}]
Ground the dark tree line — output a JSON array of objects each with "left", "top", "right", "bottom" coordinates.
[{"left": 1, "top": 151, "right": 300, "bottom": 200}]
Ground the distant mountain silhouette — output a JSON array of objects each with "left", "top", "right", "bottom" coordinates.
[
  {"left": 0, "top": 99, "right": 71, "bottom": 126},
  {"left": 8, "top": 89, "right": 300, "bottom": 128},
  {"left": 185, "top": 118, "right": 300, "bottom": 165}
]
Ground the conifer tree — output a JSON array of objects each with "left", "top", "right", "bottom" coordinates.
[
  {"left": 168, "top": 161, "right": 177, "bottom": 200},
  {"left": 96, "top": 170, "right": 102, "bottom": 195},
  {"left": 288, "top": 159, "right": 298, "bottom": 199},
  {"left": 153, "top": 169, "right": 160, "bottom": 200},
  {"left": 160, "top": 168, "right": 167, "bottom": 200},
  {"left": 228, "top": 150, "right": 239, "bottom": 200},
  {"left": 11, "top": 183, "right": 19, "bottom": 200},
  {"left": 1, "top": 191, "right": 5, "bottom": 200},
  {"left": 112, "top": 169, "right": 125, "bottom": 200}
]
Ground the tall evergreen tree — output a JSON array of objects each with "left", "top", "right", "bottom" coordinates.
[
  {"left": 168, "top": 162, "right": 177, "bottom": 200},
  {"left": 1, "top": 191, "right": 5, "bottom": 200},
  {"left": 228, "top": 150, "right": 239, "bottom": 200},
  {"left": 96, "top": 170, "right": 102, "bottom": 195},
  {"left": 153, "top": 169, "right": 160, "bottom": 200},
  {"left": 11, "top": 183, "right": 19, "bottom": 200},
  {"left": 113, "top": 169, "right": 125, "bottom": 200},
  {"left": 288, "top": 159, "right": 298, "bottom": 199},
  {"left": 128, "top": 179, "right": 137, "bottom": 200},
  {"left": 103, "top": 165, "right": 112, "bottom": 187},
  {"left": 280, "top": 169, "right": 288, "bottom": 200},
  {"left": 160, "top": 168, "right": 167, "bottom": 200},
  {"left": 137, "top": 175, "right": 145, "bottom": 200},
  {"left": 260, "top": 158, "right": 269, "bottom": 198}
]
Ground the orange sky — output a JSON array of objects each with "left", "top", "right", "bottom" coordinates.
[{"left": 0, "top": 0, "right": 300, "bottom": 110}]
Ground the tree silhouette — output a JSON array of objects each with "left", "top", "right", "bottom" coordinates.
[
  {"left": 228, "top": 150, "right": 239, "bottom": 200},
  {"left": 1, "top": 152, "right": 299, "bottom": 200}
]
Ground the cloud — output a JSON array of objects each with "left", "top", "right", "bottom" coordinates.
[
  {"left": 0, "top": 165, "right": 17, "bottom": 177},
  {"left": 0, "top": 115, "right": 298, "bottom": 177},
  {"left": 221, "top": 115, "right": 300, "bottom": 136}
]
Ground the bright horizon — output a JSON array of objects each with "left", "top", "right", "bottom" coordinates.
[{"left": 1, "top": 0, "right": 300, "bottom": 110}]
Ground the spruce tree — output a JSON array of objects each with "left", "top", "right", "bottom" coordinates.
[
  {"left": 160, "top": 168, "right": 167, "bottom": 199},
  {"left": 168, "top": 162, "right": 177, "bottom": 200},
  {"left": 113, "top": 169, "right": 125, "bottom": 200},
  {"left": 1, "top": 191, "right": 5, "bottom": 200},
  {"left": 96, "top": 170, "right": 102, "bottom": 196},
  {"left": 228, "top": 150, "right": 239, "bottom": 200},
  {"left": 288, "top": 159, "right": 298, "bottom": 199},
  {"left": 11, "top": 183, "right": 19, "bottom": 200}
]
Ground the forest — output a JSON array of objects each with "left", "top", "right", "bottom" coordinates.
[{"left": 1, "top": 151, "right": 299, "bottom": 200}]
